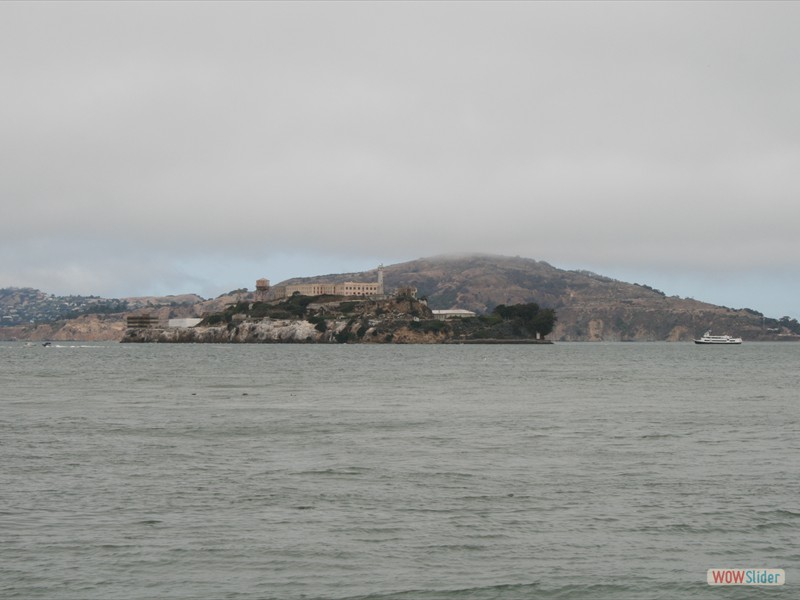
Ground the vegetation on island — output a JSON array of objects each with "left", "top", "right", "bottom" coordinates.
[{"left": 190, "top": 293, "right": 556, "bottom": 344}]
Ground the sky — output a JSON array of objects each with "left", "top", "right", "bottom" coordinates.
[{"left": 1, "top": 1, "right": 799, "bottom": 318}]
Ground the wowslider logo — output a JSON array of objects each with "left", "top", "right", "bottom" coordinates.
[{"left": 707, "top": 569, "right": 785, "bottom": 586}]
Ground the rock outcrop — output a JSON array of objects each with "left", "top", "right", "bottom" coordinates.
[
  {"left": 123, "top": 319, "right": 323, "bottom": 343},
  {"left": 120, "top": 319, "right": 546, "bottom": 345}
]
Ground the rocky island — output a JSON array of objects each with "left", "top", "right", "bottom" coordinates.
[{"left": 121, "top": 291, "right": 555, "bottom": 344}]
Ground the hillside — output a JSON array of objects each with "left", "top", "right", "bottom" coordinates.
[
  {"left": 0, "top": 289, "right": 213, "bottom": 341},
  {"left": 280, "top": 254, "right": 799, "bottom": 342}
]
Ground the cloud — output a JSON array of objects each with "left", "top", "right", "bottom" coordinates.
[{"left": 1, "top": 1, "right": 798, "bottom": 316}]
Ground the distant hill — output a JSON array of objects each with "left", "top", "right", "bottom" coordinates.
[
  {"left": 279, "top": 254, "right": 800, "bottom": 342},
  {"left": 3, "top": 255, "right": 799, "bottom": 342},
  {"left": 0, "top": 287, "right": 128, "bottom": 327},
  {"left": 0, "top": 288, "right": 209, "bottom": 341}
]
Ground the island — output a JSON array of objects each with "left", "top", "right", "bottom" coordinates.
[{"left": 121, "top": 290, "right": 555, "bottom": 344}]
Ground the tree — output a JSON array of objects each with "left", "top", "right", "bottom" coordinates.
[
  {"left": 492, "top": 302, "right": 556, "bottom": 337},
  {"left": 531, "top": 307, "right": 557, "bottom": 337}
]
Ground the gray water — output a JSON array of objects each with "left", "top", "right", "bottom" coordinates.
[{"left": 1, "top": 342, "right": 798, "bottom": 599}]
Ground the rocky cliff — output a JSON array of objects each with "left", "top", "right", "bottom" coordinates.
[
  {"left": 122, "top": 319, "right": 454, "bottom": 344},
  {"left": 122, "top": 295, "right": 553, "bottom": 344}
]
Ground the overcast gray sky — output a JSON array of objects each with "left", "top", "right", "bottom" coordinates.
[{"left": 2, "top": 1, "right": 798, "bottom": 318}]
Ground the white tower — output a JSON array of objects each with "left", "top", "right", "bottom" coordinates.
[{"left": 377, "top": 264, "right": 384, "bottom": 296}]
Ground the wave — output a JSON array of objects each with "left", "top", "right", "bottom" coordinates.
[{"left": 336, "top": 581, "right": 685, "bottom": 600}]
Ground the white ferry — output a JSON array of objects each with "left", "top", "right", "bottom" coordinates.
[{"left": 694, "top": 330, "right": 742, "bottom": 345}]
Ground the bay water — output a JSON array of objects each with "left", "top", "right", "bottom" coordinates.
[{"left": 1, "top": 341, "right": 798, "bottom": 599}]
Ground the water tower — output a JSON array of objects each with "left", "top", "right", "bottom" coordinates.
[{"left": 255, "top": 278, "right": 270, "bottom": 302}]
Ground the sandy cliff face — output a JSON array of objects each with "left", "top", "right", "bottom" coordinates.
[
  {"left": 51, "top": 315, "right": 128, "bottom": 341},
  {"left": 0, "top": 315, "right": 127, "bottom": 341}
]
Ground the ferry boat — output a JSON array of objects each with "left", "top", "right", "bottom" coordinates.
[{"left": 694, "top": 330, "right": 742, "bottom": 345}]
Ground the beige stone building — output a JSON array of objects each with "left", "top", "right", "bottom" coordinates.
[
  {"left": 268, "top": 266, "right": 385, "bottom": 299},
  {"left": 274, "top": 281, "right": 381, "bottom": 298}
]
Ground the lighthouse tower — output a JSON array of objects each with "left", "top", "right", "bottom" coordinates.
[{"left": 377, "top": 264, "right": 384, "bottom": 296}]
